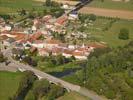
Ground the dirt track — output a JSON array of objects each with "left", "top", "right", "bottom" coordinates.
[{"left": 79, "top": 7, "right": 133, "bottom": 19}]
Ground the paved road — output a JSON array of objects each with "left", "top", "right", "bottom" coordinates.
[{"left": 0, "top": 47, "right": 108, "bottom": 100}]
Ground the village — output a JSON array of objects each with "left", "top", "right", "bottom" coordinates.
[
  {"left": 0, "top": 0, "right": 133, "bottom": 100},
  {"left": 0, "top": 7, "right": 104, "bottom": 60}
]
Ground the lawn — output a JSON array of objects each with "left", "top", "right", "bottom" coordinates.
[
  {"left": 0, "top": 71, "right": 23, "bottom": 100},
  {"left": 88, "top": 0, "right": 133, "bottom": 11},
  {"left": 57, "top": 91, "right": 90, "bottom": 100}
]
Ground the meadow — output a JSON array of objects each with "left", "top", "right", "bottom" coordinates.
[
  {"left": 0, "top": 71, "right": 23, "bottom": 100},
  {"left": 0, "top": 0, "right": 43, "bottom": 14},
  {"left": 57, "top": 92, "right": 90, "bottom": 100},
  {"left": 78, "top": 15, "right": 133, "bottom": 47}
]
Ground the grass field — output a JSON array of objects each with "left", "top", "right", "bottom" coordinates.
[
  {"left": 35, "top": 0, "right": 78, "bottom": 5},
  {"left": 88, "top": 0, "right": 133, "bottom": 11},
  {"left": 0, "top": 0, "right": 43, "bottom": 14},
  {"left": 57, "top": 92, "right": 90, "bottom": 100},
  {"left": 0, "top": 71, "right": 23, "bottom": 100},
  {"left": 83, "top": 18, "right": 133, "bottom": 47}
]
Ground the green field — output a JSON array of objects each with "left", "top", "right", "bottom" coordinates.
[
  {"left": 0, "top": 71, "right": 23, "bottom": 100},
  {"left": 0, "top": 0, "right": 43, "bottom": 14},
  {"left": 92, "top": 20, "right": 133, "bottom": 47},
  {"left": 82, "top": 17, "right": 133, "bottom": 47},
  {"left": 57, "top": 92, "right": 90, "bottom": 100},
  {"left": 88, "top": 0, "right": 133, "bottom": 11}
]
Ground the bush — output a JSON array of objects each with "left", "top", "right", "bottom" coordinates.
[
  {"left": 118, "top": 28, "right": 129, "bottom": 40},
  {"left": 89, "top": 14, "right": 96, "bottom": 21},
  {"left": 104, "top": 89, "right": 116, "bottom": 99},
  {"left": 47, "top": 84, "right": 65, "bottom": 99},
  {"left": 33, "top": 80, "right": 50, "bottom": 99},
  {"left": 12, "top": 71, "right": 37, "bottom": 100},
  {"left": 0, "top": 52, "right": 6, "bottom": 62}
]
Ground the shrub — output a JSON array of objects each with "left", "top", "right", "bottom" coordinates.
[
  {"left": 0, "top": 52, "right": 6, "bottom": 62},
  {"left": 89, "top": 14, "right": 96, "bottom": 21},
  {"left": 118, "top": 28, "right": 129, "bottom": 40}
]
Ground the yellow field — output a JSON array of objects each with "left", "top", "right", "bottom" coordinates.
[{"left": 79, "top": 7, "right": 133, "bottom": 20}]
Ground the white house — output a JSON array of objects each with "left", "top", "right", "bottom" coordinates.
[
  {"left": 62, "top": 49, "right": 72, "bottom": 58},
  {"left": 31, "top": 40, "right": 44, "bottom": 48},
  {"left": 4, "top": 25, "right": 12, "bottom": 31},
  {"left": 44, "top": 39, "right": 61, "bottom": 49},
  {"left": 73, "top": 51, "right": 87, "bottom": 60}
]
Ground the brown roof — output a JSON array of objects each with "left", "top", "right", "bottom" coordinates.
[
  {"left": 30, "top": 46, "right": 37, "bottom": 53},
  {"left": 76, "top": 47, "right": 88, "bottom": 52},
  {"left": 63, "top": 49, "right": 73, "bottom": 54},
  {"left": 55, "top": 15, "right": 68, "bottom": 25},
  {"left": 0, "top": 35, "right": 8, "bottom": 40},
  {"left": 39, "top": 48, "right": 51, "bottom": 53},
  {"left": 72, "top": 51, "right": 84, "bottom": 56},
  {"left": 33, "top": 40, "right": 44, "bottom": 44},
  {"left": 42, "top": 15, "right": 52, "bottom": 22},
  {"left": 52, "top": 47, "right": 63, "bottom": 54},
  {"left": 88, "top": 43, "right": 106, "bottom": 48},
  {"left": 29, "top": 32, "right": 42, "bottom": 41},
  {"left": 46, "top": 39, "right": 61, "bottom": 44},
  {"left": 14, "top": 34, "right": 26, "bottom": 41}
]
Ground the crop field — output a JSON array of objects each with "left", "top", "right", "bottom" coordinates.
[
  {"left": 88, "top": 0, "right": 133, "bottom": 11},
  {"left": 79, "top": 7, "right": 133, "bottom": 20}
]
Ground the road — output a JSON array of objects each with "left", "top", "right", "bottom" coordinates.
[{"left": 0, "top": 46, "right": 108, "bottom": 100}]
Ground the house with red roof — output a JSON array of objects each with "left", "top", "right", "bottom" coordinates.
[
  {"left": 55, "top": 15, "right": 68, "bottom": 26},
  {"left": 44, "top": 39, "right": 61, "bottom": 49},
  {"left": 51, "top": 47, "right": 63, "bottom": 56},
  {"left": 62, "top": 49, "right": 73, "bottom": 58},
  {"left": 42, "top": 15, "right": 52, "bottom": 23},
  {"left": 72, "top": 51, "right": 87, "bottom": 60},
  {"left": 38, "top": 48, "right": 50, "bottom": 56}
]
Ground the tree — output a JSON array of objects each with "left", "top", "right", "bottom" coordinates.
[
  {"left": 56, "top": 54, "right": 65, "bottom": 65},
  {"left": 45, "top": 0, "right": 51, "bottom": 6},
  {"left": 23, "top": 56, "right": 37, "bottom": 67},
  {"left": 33, "top": 80, "right": 50, "bottom": 99},
  {"left": 47, "top": 84, "right": 65, "bottom": 99},
  {"left": 89, "top": 14, "right": 96, "bottom": 21},
  {"left": 78, "top": 14, "right": 88, "bottom": 23},
  {"left": 12, "top": 71, "right": 37, "bottom": 100},
  {"left": 118, "top": 28, "right": 129, "bottom": 40},
  {"left": 88, "top": 47, "right": 111, "bottom": 59},
  {"left": 0, "top": 52, "right": 6, "bottom": 62}
]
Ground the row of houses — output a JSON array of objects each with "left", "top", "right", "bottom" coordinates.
[
  {"left": 0, "top": 30, "right": 94, "bottom": 60},
  {"left": 0, "top": 14, "right": 105, "bottom": 60}
]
